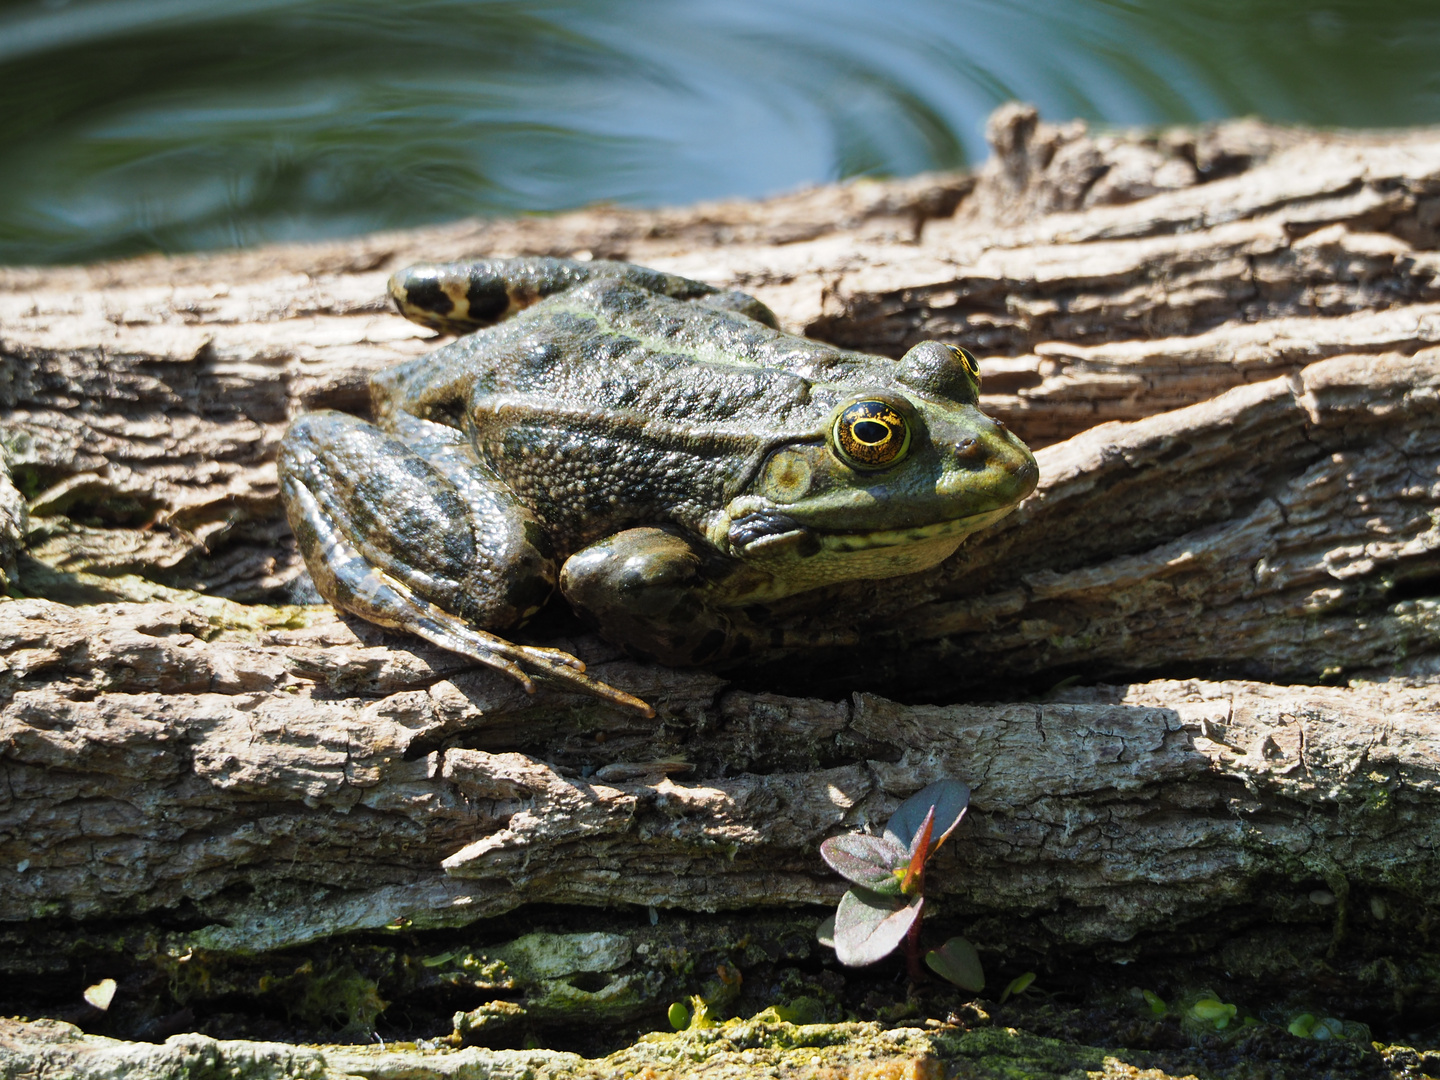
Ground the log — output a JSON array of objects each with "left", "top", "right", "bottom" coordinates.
[
  {"left": 3, "top": 105, "right": 1440, "bottom": 1073},
  {"left": 3, "top": 598, "right": 1438, "bottom": 945}
]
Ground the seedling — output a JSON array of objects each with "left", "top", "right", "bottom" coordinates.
[
  {"left": 1188, "top": 995, "right": 1238, "bottom": 1030},
  {"left": 999, "top": 971, "right": 1036, "bottom": 1003},
  {"left": 817, "top": 779, "right": 980, "bottom": 987},
  {"left": 1288, "top": 1013, "right": 1367, "bottom": 1041}
]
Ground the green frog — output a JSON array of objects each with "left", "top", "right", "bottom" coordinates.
[{"left": 278, "top": 257, "right": 1037, "bottom": 715}]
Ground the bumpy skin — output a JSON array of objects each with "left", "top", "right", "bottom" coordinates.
[{"left": 278, "top": 257, "right": 1038, "bottom": 714}]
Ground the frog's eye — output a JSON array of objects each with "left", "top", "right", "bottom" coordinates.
[
  {"left": 895, "top": 341, "right": 980, "bottom": 402},
  {"left": 945, "top": 344, "right": 981, "bottom": 383},
  {"left": 832, "top": 400, "right": 912, "bottom": 470}
]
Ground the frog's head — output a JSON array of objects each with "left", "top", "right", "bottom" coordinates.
[{"left": 716, "top": 342, "right": 1038, "bottom": 591}]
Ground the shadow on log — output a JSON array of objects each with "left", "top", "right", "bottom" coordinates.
[{"left": 3, "top": 105, "right": 1440, "bottom": 1076}]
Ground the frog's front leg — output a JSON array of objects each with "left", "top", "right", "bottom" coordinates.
[
  {"left": 559, "top": 528, "right": 856, "bottom": 666},
  {"left": 278, "top": 411, "right": 654, "bottom": 715}
]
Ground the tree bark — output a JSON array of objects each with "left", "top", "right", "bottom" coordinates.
[
  {"left": 3, "top": 105, "right": 1440, "bottom": 1071},
  {"left": 4, "top": 598, "right": 1438, "bottom": 946}
]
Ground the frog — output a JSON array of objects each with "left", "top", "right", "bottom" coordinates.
[{"left": 277, "top": 257, "right": 1038, "bottom": 716}]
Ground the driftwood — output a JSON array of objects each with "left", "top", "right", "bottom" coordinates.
[{"left": 3, "top": 105, "right": 1440, "bottom": 1074}]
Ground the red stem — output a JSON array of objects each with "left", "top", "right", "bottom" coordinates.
[{"left": 905, "top": 901, "right": 926, "bottom": 983}]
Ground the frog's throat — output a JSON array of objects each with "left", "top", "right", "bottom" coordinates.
[
  {"left": 721, "top": 503, "right": 1017, "bottom": 560},
  {"left": 808, "top": 504, "right": 1017, "bottom": 553},
  {"left": 718, "top": 506, "right": 1019, "bottom": 603},
  {"left": 817, "top": 506, "right": 1019, "bottom": 552}
]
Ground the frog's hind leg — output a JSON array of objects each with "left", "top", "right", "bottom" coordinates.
[
  {"left": 278, "top": 410, "right": 654, "bottom": 715},
  {"left": 388, "top": 256, "right": 703, "bottom": 335},
  {"left": 387, "top": 256, "right": 777, "bottom": 334}
]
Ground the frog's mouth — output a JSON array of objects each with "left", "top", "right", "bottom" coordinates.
[
  {"left": 813, "top": 504, "right": 1017, "bottom": 552},
  {"left": 727, "top": 504, "right": 1016, "bottom": 558}
]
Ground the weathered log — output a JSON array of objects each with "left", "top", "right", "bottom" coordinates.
[
  {"left": 3, "top": 106, "right": 1440, "bottom": 1071},
  {"left": 9, "top": 1009, "right": 1416, "bottom": 1080},
  {"left": 3, "top": 591, "right": 1438, "bottom": 947}
]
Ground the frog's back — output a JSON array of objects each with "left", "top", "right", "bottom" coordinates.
[
  {"left": 373, "top": 277, "right": 896, "bottom": 430},
  {"left": 368, "top": 277, "right": 911, "bottom": 550}
]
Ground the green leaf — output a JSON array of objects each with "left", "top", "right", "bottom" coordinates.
[
  {"left": 999, "top": 971, "right": 1036, "bottom": 1003},
  {"left": 1188, "top": 997, "right": 1237, "bottom": 1029},
  {"left": 1292, "top": 1016, "right": 1346, "bottom": 1041},
  {"left": 667, "top": 1002, "right": 690, "bottom": 1030},
  {"left": 815, "top": 914, "right": 836, "bottom": 949},
  {"left": 1141, "top": 989, "right": 1166, "bottom": 1016},
  {"left": 884, "top": 779, "right": 969, "bottom": 858},
  {"left": 820, "top": 833, "right": 909, "bottom": 893},
  {"left": 924, "top": 937, "right": 984, "bottom": 992},
  {"left": 832, "top": 887, "right": 923, "bottom": 966}
]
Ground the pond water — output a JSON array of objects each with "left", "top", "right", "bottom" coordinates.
[{"left": 2, "top": 0, "right": 1438, "bottom": 265}]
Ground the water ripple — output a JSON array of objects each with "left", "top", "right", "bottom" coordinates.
[{"left": 1, "top": 0, "right": 1437, "bottom": 264}]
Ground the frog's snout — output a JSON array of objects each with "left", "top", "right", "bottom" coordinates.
[
  {"left": 1013, "top": 455, "right": 1040, "bottom": 495},
  {"left": 985, "top": 416, "right": 1039, "bottom": 497},
  {"left": 934, "top": 424, "right": 1038, "bottom": 510}
]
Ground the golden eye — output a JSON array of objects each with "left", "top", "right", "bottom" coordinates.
[
  {"left": 832, "top": 400, "right": 912, "bottom": 470},
  {"left": 945, "top": 344, "right": 981, "bottom": 382}
]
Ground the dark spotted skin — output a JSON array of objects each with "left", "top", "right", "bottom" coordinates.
[
  {"left": 278, "top": 257, "right": 1038, "bottom": 714},
  {"left": 385, "top": 257, "right": 779, "bottom": 337}
]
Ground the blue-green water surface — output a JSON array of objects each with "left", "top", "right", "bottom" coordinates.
[{"left": 1, "top": 0, "right": 1437, "bottom": 265}]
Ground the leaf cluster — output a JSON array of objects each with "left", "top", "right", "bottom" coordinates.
[{"left": 816, "top": 779, "right": 983, "bottom": 990}]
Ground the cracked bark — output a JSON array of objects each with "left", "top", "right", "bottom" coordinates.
[{"left": 3, "top": 104, "right": 1440, "bottom": 1071}]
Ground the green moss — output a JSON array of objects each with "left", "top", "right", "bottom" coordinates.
[
  {"left": 9, "top": 463, "right": 43, "bottom": 500},
  {"left": 260, "top": 962, "right": 388, "bottom": 1038},
  {"left": 937, "top": 1025, "right": 1112, "bottom": 1076},
  {"left": 453, "top": 953, "right": 512, "bottom": 984},
  {"left": 751, "top": 996, "right": 827, "bottom": 1026},
  {"left": 619, "top": 1020, "right": 1134, "bottom": 1080}
]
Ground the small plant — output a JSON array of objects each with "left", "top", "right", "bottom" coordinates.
[
  {"left": 667, "top": 997, "right": 716, "bottom": 1031},
  {"left": 816, "top": 778, "right": 981, "bottom": 988},
  {"left": 1187, "top": 995, "right": 1239, "bottom": 1031},
  {"left": 665, "top": 962, "right": 743, "bottom": 1032},
  {"left": 999, "top": 971, "right": 1036, "bottom": 1004},
  {"left": 1139, "top": 988, "right": 1168, "bottom": 1016},
  {"left": 1175, "top": 990, "right": 1259, "bottom": 1038},
  {"left": 1288, "top": 1013, "right": 1368, "bottom": 1041}
]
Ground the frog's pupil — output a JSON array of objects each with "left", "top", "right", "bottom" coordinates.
[{"left": 853, "top": 420, "right": 890, "bottom": 445}]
